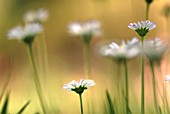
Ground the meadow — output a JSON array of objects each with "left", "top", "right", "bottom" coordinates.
[{"left": 0, "top": 0, "right": 170, "bottom": 114}]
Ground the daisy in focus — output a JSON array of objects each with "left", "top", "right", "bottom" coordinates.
[
  {"left": 68, "top": 20, "right": 101, "bottom": 43},
  {"left": 24, "top": 8, "right": 48, "bottom": 24},
  {"left": 63, "top": 79, "right": 95, "bottom": 94},
  {"left": 128, "top": 20, "right": 156, "bottom": 37},
  {"left": 63, "top": 79, "right": 95, "bottom": 114}
]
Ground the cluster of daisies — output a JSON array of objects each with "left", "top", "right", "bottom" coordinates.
[
  {"left": 7, "top": 8, "right": 48, "bottom": 45},
  {"left": 7, "top": 15, "right": 170, "bottom": 93},
  {"left": 64, "top": 20, "right": 170, "bottom": 95}
]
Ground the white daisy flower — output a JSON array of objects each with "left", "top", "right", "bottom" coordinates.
[
  {"left": 100, "top": 38, "right": 140, "bottom": 62},
  {"left": 7, "top": 23, "right": 42, "bottom": 44},
  {"left": 143, "top": 38, "right": 167, "bottom": 62},
  {"left": 63, "top": 79, "right": 95, "bottom": 94},
  {"left": 145, "top": 0, "right": 153, "bottom": 4},
  {"left": 24, "top": 8, "right": 48, "bottom": 23},
  {"left": 68, "top": 20, "right": 101, "bottom": 42},
  {"left": 128, "top": 20, "right": 156, "bottom": 37},
  {"left": 164, "top": 75, "right": 170, "bottom": 81}
]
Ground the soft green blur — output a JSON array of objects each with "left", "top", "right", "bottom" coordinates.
[{"left": 0, "top": 0, "right": 169, "bottom": 113}]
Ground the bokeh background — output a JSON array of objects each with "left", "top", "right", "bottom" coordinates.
[{"left": 0, "top": 0, "right": 169, "bottom": 113}]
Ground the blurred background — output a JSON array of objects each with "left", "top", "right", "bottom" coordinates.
[{"left": 0, "top": 0, "right": 169, "bottom": 113}]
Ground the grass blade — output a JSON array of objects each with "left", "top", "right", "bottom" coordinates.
[
  {"left": 106, "top": 90, "right": 115, "bottom": 114},
  {"left": 1, "top": 93, "right": 9, "bottom": 114},
  {"left": 122, "top": 89, "right": 132, "bottom": 114},
  {"left": 17, "top": 100, "right": 31, "bottom": 114},
  {"left": 159, "top": 106, "right": 162, "bottom": 114}
]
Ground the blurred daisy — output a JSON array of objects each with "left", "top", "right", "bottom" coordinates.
[
  {"left": 68, "top": 20, "right": 101, "bottom": 43},
  {"left": 7, "top": 23, "right": 42, "bottom": 44},
  {"left": 162, "top": 4, "right": 170, "bottom": 19},
  {"left": 128, "top": 20, "right": 156, "bottom": 37},
  {"left": 63, "top": 79, "right": 95, "bottom": 94},
  {"left": 100, "top": 38, "right": 140, "bottom": 62},
  {"left": 24, "top": 8, "right": 48, "bottom": 23},
  {"left": 164, "top": 75, "right": 170, "bottom": 81},
  {"left": 143, "top": 38, "right": 167, "bottom": 63},
  {"left": 145, "top": 0, "right": 153, "bottom": 4}
]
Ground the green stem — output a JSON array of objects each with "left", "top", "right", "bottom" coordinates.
[
  {"left": 149, "top": 61, "right": 159, "bottom": 114},
  {"left": 28, "top": 44, "right": 47, "bottom": 114},
  {"left": 37, "top": 31, "right": 49, "bottom": 82},
  {"left": 114, "top": 61, "right": 123, "bottom": 114},
  {"left": 146, "top": 3, "right": 150, "bottom": 20},
  {"left": 111, "top": 59, "right": 124, "bottom": 114},
  {"left": 124, "top": 59, "right": 129, "bottom": 114},
  {"left": 158, "top": 67, "right": 168, "bottom": 114},
  {"left": 79, "top": 93, "right": 84, "bottom": 114},
  {"left": 116, "top": 62, "right": 121, "bottom": 93},
  {"left": 141, "top": 36, "right": 145, "bottom": 114},
  {"left": 83, "top": 42, "right": 90, "bottom": 79},
  {"left": 164, "top": 82, "right": 170, "bottom": 114}
]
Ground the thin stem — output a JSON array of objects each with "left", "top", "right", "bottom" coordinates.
[
  {"left": 112, "top": 61, "right": 121, "bottom": 94},
  {"left": 160, "top": 82, "right": 166, "bottom": 114},
  {"left": 83, "top": 42, "right": 90, "bottom": 79},
  {"left": 146, "top": 4, "right": 150, "bottom": 20},
  {"left": 116, "top": 62, "right": 121, "bottom": 93},
  {"left": 114, "top": 61, "right": 123, "bottom": 114},
  {"left": 83, "top": 42, "right": 91, "bottom": 113},
  {"left": 157, "top": 66, "right": 168, "bottom": 114},
  {"left": 28, "top": 44, "right": 47, "bottom": 114},
  {"left": 37, "top": 31, "right": 49, "bottom": 82},
  {"left": 79, "top": 93, "right": 84, "bottom": 114},
  {"left": 141, "top": 36, "right": 145, "bottom": 114},
  {"left": 124, "top": 59, "right": 129, "bottom": 114},
  {"left": 117, "top": 63, "right": 125, "bottom": 114},
  {"left": 149, "top": 61, "right": 159, "bottom": 114},
  {"left": 164, "top": 82, "right": 170, "bottom": 114}
]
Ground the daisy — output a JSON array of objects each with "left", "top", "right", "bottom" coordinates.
[
  {"left": 143, "top": 38, "right": 167, "bottom": 63},
  {"left": 128, "top": 20, "right": 156, "bottom": 37},
  {"left": 7, "top": 23, "right": 42, "bottom": 45},
  {"left": 145, "top": 0, "right": 153, "bottom": 4},
  {"left": 164, "top": 75, "right": 170, "bottom": 82},
  {"left": 24, "top": 8, "right": 48, "bottom": 23},
  {"left": 100, "top": 38, "right": 140, "bottom": 62},
  {"left": 64, "top": 79, "right": 95, "bottom": 114},
  {"left": 68, "top": 20, "right": 101, "bottom": 43},
  {"left": 63, "top": 79, "right": 95, "bottom": 94}
]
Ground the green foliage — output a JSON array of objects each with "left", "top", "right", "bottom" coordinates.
[
  {"left": 1, "top": 93, "right": 9, "bottom": 114},
  {"left": 106, "top": 90, "right": 115, "bottom": 114},
  {"left": 159, "top": 106, "right": 162, "bottom": 114},
  {"left": 17, "top": 100, "right": 31, "bottom": 114},
  {"left": 0, "top": 58, "right": 13, "bottom": 103}
]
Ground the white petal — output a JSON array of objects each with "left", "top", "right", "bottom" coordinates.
[
  {"left": 109, "top": 42, "right": 119, "bottom": 49},
  {"left": 7, "top": 26, "right": 24, "bottom": 40},
  {"left": 148, "top": 23, "right": 156, "bottom": 30},
  {"left": 165, "top": 75, "right": 170, "bottom": 81},
  {"left": 68, "top": 22, "right": 82, "bottom": 35}
]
